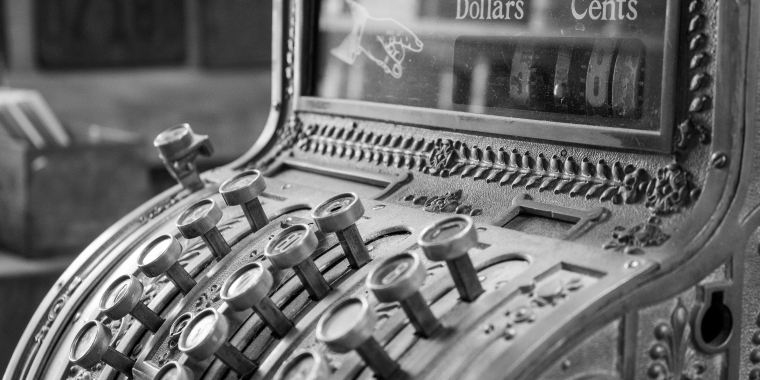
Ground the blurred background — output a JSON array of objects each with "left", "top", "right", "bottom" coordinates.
[{"left": 0, "top": 0, "right": 272, "bottom": 370}]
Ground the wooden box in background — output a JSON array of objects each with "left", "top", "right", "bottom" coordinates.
[
  {"left": 34, "top": 0, "right": 186, "bottom": 69},
  {"left": 0, "top": 122, "right": 152, "bottom": 257},
  {"left": 199, "top": 0, "right": 272, "bottom": 68}
]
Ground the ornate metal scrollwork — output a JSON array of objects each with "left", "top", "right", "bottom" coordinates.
[
  {"left": 401, "top": 189, "right": 483, "bottom": 216},
  {"left": 604, "top": 216, "right": 670, "bottom": 254},
  {"left": 647, "top": 298, "right": 707, "bottom": 380},
  {"left": 645, "top": 163, "right": 699, "bottom": 215},
  {"left": 297, "top": 125, "right": 650, "bottom": 205}
]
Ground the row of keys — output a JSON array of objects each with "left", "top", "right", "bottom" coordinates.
[
  {"left": 69, "top": 158, "right": 488, "bottom": 379},
  {"left": 67, "top": 166, "right": 373, "bottom": 377},
  {"left": 163, "top": 216, "right": 485, "bottom": 379}
]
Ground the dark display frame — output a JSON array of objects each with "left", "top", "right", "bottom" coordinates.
[{"left": 294, "top": 0, "right": 680, "bottom": 154}]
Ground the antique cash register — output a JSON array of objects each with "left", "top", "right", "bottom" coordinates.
[{"left": 6, "top": 0, "right": 760, "bottom": 379}]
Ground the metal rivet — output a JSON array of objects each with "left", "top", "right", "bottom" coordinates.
[{"left": 711, "top": 152, "right": 728, "bottom": 169}]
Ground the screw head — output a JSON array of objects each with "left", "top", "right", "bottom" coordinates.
[{"left": 711, "top": 152, "right": 728, "bottom": 168}]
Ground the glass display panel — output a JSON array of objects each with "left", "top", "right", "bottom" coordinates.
[{"left": 314, "top": 0, "right": 669, "bottom": 131}]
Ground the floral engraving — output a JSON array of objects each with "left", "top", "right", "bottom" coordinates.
[
  {"left": 647, "top": 298, "right": 706, "bottom": 380},
  {"left": 645, "top": 163, "right": 698, "bottom": 215},
  {"left": 401, "top": 189, "right": 482, "bottom": 216},
  {"left": 604, "top": 216, "right": 670, "bottom": 254}
]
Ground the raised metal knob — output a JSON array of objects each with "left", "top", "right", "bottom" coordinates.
[
  {"left": 176, "top": 199, "right": 231, "bottom": 261},
  {"left": 220, "top": 170, "right": 269, "bottom": 232},
  {"left": 316, "top": 296, "right": 399, "bottom": 380},
  {"left": 311, "top": 193, "right": 370, "bottom": 269},
  {"left": 154, "top": 123, "right": 213, "bottom": 191},
  {"left": 367, "top": 252, "right": 441, "bottom": 338},
  {"left": 274, "top": 349, "right": 332, "bottom": 380},
  {"left": 265, "top": 225, "right": 331, "bottom": 300},
  {"left": 178, "top": 308, "right": 257, "bottom": 375},
  {"left": 418, "top": 215, "right": 483, "bottom": 302},
  {"left": 138, "top": 234, "right": 196, "bottom": 295},
  {"left": 70, "top": 320, "right": 135, "bottom": 377},
  {"left": 99, "top": 275, "right": 164, "bottom": 332},
  {"left": 154, "top": 361, "right": 193, "bottom": 380},
  {"left": 221, "top": 263, "right": 294, "bottom": 338}
]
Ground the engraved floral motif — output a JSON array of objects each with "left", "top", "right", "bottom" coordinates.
[
  {"left": 67, "top": 363, "right": 102, "bottom": 380},
  {"left": 675, "top": 119, "right": 710, "bottom": 151},
  {"left": 401, "top": 189, "right": 482, "bottom": 216},
  {"left": 645, "top": 163, "right": 698, "bottom": 215},
  {"left": 34, "top": 276, "right": 82, "bottom": 345},
  {"left": 604, "top": 216, "right": 670, "bottom": 254},
  {"left": 194, "top": 284, "right": 221, "bottom": 312},
  {"left": 428, "top": 139, "right": 456, "bottom": 176},
  {"left": 647, "top": 298, "right": 707, "bottom": 380}
]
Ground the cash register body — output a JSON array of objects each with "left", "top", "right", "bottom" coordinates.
[{"left": 5, "top": 0, "right": 760, "bottom": 379}]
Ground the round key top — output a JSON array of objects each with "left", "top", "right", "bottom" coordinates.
[
  {"left": 176, "top": 199, "right": 231, "bottom": 261},
  {"left": 418, "top": 215, "right": 484, "bottom": 302},
  {"left": 220, "top": 170, "right": 269, "bottom": 232},
  {"left": 70, "top": 320, "right": 135, "bottom": 377},
  {"left": 221, "top": 263, "right": 294, "bottom": 338},
  {"left": 265, "top": 224, "right": 331, "bottom": 300},
  {"left": 274, "top": 349, "right": 332, "bottom": 380},
  {"left": 154, "top": 361, "right": 193, "bottom": 380},
  {"left": 138, "top": 234, "right": 196, "bottom": 295},
  {"left": 179, "top": 308, "right": 257, "bottom": 375},
  {"left": 312, "top": 193, "right": 370, "bottom": 269},
  {"left": 154, "top": 124, "right": 194, "bottom": 160},
  {"left": 99, "top": 275, "right": 164, "bottom": 332},
  {"left": 316, "top": 296, "right": 400, "bottom": 379},
  {"left": 367, "top": 252, "right": 441, "bottom": 338},
  {"left": 154, "top": 123, "right": 213, "bottom": 192}
]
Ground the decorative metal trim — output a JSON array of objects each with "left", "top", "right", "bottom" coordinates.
[
  {"left": 440, "top": 141, "right": 648, "bottom": 205},
  {"left": 251, "top": 116, "right": 306, "bottom": 172},
  {"left": 675, "top": 0, "right": 713, "bottom": 153},
  {"left": 647, "top": 298, "right": 707, "bottom": 380},
  {"left": 298, "top": 125, "right": 650, "bottom": 205},
  {"left": 604, "top": 216, "right": 671, "bottom": 254},
  {"left": 401, "top": 189, "right": 483, "bottom": 216},
  {"left": 645, "top": 163, "right": 699, "bottom": 215},
  {"left": 299, "top": 123, "right": 434, "bottom": 171}
]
